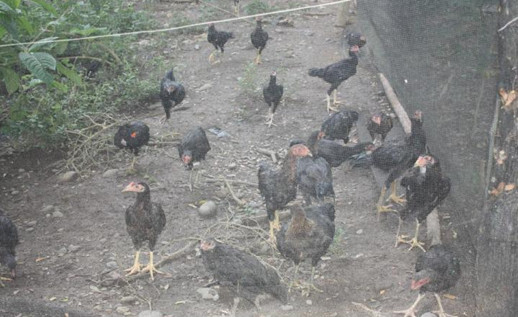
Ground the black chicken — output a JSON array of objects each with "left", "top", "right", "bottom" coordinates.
[
  {"left": 159, "top": 69, "right": 186, "bottom": 124},
  {"left": 251, "top": 17, "right": 269, "bottom": 64},
  {"left": 320, "top": 109, "right": 359, "bottom": 144},
  {"left": 396, "top": 154, "right": 451, "bottom": 251},
  {"left": 345, "top": 32, "right": 367, "bottom": 48},
  {"left": 276, "top": 203, "right": 335, "bottom": 295},
  {"left": 122, "top": 182, "right": 166, "bottom": 280},
  {"left": 308, "top": 45, "right": 359, "bottom": 112},
  {"left": 296, "top": 156, "right": 335, "bottom": 205},
  {"left": 114, "top": 121, "right": 150, "bottom": 170},
  {"left": 263, "top": 71, "right": 284, "bottom": 127},
  {"left": 200, "top": 239, "right": 288, "bottom": 307},
  {"left": 258, "top": 144, "right": 313, "bottom": 242},
  {"left": 178, "top": 127, "right": 211, "bottom": 190},
  {"left": 306, "top": 130, "right": 373, "bottom": 168},
  {"left": 367, "top": 112, "right": 393, "bottom": 143},
  {"left": 395, "top": 244, "right": 461, "bottom": 317},
  {"left": 368, "top": 111, "right": 427, "bottom": 217},
  {"left": 0, "top": 209, "right": 18, "bottom": 285},
  {"left": 207, "top": 23, "right": 234, "bottom": 64}
]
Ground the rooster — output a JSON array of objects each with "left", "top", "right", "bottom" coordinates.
[
  {"left": 207, "top": 23, "right": 234, "bottom": 64},
  {"left": 159, "top": 69, "right": 185, "bottom": 124},
  {"left": 320, "top": 109, "right": 359, "bottom": 144},
  {"left": 308, "top": 45, "right": 359, "bottom": 112},
  {"left": 251, "top": 17, "right": 269, "bottom": 64},
  {"left": 263, "top": 71, "right": 283, "bottom": 127},
  {"left": 114, "top": 121, "right": 150, "bottom": 170},
  {"left": 367, "top": 112, "right": 393, "bottom": 144}
]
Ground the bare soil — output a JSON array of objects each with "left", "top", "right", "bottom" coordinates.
[{"left": 0, "top": 1, "right": 475, "bottom": 316}]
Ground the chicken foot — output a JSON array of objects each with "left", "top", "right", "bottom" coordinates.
[
  {"left": 387, "top": 181, "right": 406, "bottom": 205},
  {"left": 208, "top": 50, "right": 221, "bottom": 64},
  {"left": 395, "top": 218, "right": 410, "bottom": 248},
  {"left": 125, "top": 250, "right": 142, "bottom": 276},
  {"left": 376, "top": 186, "right": 397, "bottom": 220},
  {"left": 254, "top": 50, "right": 262, "bottom": 64},
  {"left": 326, "top": 94, "right": 339, "bottom": 113},
  {"left": 398, "top": 220, "right": 426, "bottom": 252},
  {"left": 141, "top": 251, "right": 165, "bottom": 280},
  {"left": 433, "top": 293, "right": 457, "bottom": 317},
  {"left": 300, "top": 267, "right": 324, "bottom": 297},
  {"left": 264, "top": 108, "right": 276, "bottom": 127},
  {"left": 394, "top": 293, "right": 426, "bottom": 317}
]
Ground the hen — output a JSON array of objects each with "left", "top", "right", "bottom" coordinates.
[
  {"left": 396, "top": 154, "right": 451, "bottom": 251},
  {"left": 296, "top": 156, "right": 334, "bottom": 205},
  {"left": 276, "top": 203, "right": 335, "bottom": 295},
  {"left": 395, "top": 244, "right": 461, "bottom": 317},
  {"left": 263, "top": 71, "right": 284, "bottom": 127},
  {"left": 308, "top": 45, "right": 360, "bottom": 112},
  {"left": 345, "top": 32, "right": 367, "bottom": 48},
  {"left": 207, "top": 23, "right": 234, "bottom": 64},
  {"left": 114, "top": 121, "right": 150, "bottom": 170},
  {"left": 200, "top": 239, "right": 288, "bottom": 308},
  {"left": 258, "top": 144, "right": 313, "bottom": 242},
  {"left": 122, "top": 182, "right": 166, "bottom": 280},
  {"left": 306, "top": 130, "right": 372, "bottom": 168},
  {"left": 251, "top": 17, "right": 269, "bottom": 64},
  {"left": 320, "top": 109, "right": 359, "bottom": 144},
  {"left": 367, "top": 111, "right": 427, "bottom": 217},
  {"left": 0, "top": 209, "right": 18, "bottom": 285},
  {"left": 367, "top": 112, "right": 393, "bottom": 143},
  {"left": 159, "top": 68, "right": 186, "bottom": 123},
  {"left": 178, "top": 127, "right": 211, "bottom": 190}
]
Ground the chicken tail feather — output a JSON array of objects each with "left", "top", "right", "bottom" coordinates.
[{"left": 308, "top": 68, "right": 325, "bottom": 78}]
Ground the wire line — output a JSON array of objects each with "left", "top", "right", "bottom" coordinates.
[{"left": 0, "top": 0, "right": 351, "bottom": 49}]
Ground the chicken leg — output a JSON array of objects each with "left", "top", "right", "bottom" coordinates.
[
  {"left": 254, "top": 50, "right": 262, "bottom": 64},
  {"left": 387, "top": 181, "right": 406, "bottom": 205},
  {"left": 209, "top": 50, "right": 220, "bottom": 64},
  {"left": 288, "top": 264, "right": 300, "bottom": 293},
  {"left": 399, "top": 220, "right": 426, "bottom": 252},
  {"left": 433, "top": 293, "right": 457, "bottom": 317},
  {"left": 376, "top": 186, "right": 396, "bottom": 219},
  {"left": 125, "top": 250, "right": 142, "bottom": 276},
  {"left": 394, "top": 293, "right": 426, "bottom": 317},
  {"left": 300, "top": 266, "right": 323, "bottom": 297},
  {"left": 264, "top": 107, "right": 276, "bottom": 127},
  {"left": 234, "top": 3, "right": 240, "bottom": 16},
  {"left": 332, "top": 90, "right": 342, "bottom": 105},
  {"left": 268, "top": 211, "right": 281, "bottom": 244},
  {"left": 326, "top": 94, "right": 339, "bottom": 113},
  {"left": 141, "top": 251, "right": 165, "bottom": 280},
  {"left": 395, "top": 218, "right": 410, "bottom": 247}
]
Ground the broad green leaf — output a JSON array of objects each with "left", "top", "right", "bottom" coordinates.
[
  {"left": 51, "top": 80, "right": 68, "bottom": 92},
  {"left": 17, "top": 16, "right": 34, "bottom": 34},
  {"left": 29, "top": 37, "right": 58, "bottom": 52},
  {"left": 0, "top": 67, "right": 20, "bottom": 94},
  {"left": 29, "top": 0, "right": 57, "bottom": 16},
  {"left": 56, "top": 61, "right": 82, "bottom": 86},
  {"left": 19, "top": 52, "right": 56, "bottom": 84}
]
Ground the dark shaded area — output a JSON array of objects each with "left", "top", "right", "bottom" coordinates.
[
  {"left": 357, "top": 0, "right": 501, "bottom": 313},
  {"left": 0, "top": 297, "right": 91, "bottom": 317}
]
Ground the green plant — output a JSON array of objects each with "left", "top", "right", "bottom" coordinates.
[
  {"left": 238, "top": 62, "right": 260, "bottom": 97},
  {"left": 244, "top": 0, "right": 272, "bottom": 15}
]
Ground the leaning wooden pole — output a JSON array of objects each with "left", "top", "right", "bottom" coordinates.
[{"left": 378, "top": 73, "right": 442, "bottom": 245}]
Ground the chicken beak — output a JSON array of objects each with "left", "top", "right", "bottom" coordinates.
[
  {"left": 122, "top": 183, "right": 136, "bottom": 193},
  {"left": 414, "top": 156, "right": 426, "bottom": 168}
]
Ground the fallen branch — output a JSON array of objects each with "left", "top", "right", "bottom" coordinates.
[
  {"left": 351, "top": 302, "right": 386, "bottom": 317},
  {"left": 255, "top": 148, "right": 279, "bottom": 163},
  {"left": 204, "top": 174, "right": 257, "bottom": 187},
  {"left": 241, "top": 210, "right": 291, "bottom": 226},
  {"left": 378, "top": 73, "right": 412, "bottom": 135},
  {"left": 222, "top": 178, "right": 246, "bottom": 206}
]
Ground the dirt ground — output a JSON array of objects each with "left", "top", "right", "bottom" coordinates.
[{"left": 0, "top": 1, "right": 475, "bottom": 316}]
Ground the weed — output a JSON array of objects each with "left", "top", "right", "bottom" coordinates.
[{"left": 238, "top": 62, "right": 260, "bottom": 97}]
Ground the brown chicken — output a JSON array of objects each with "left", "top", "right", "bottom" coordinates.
[
  {"left": 258, "top": 144, "right": 313, "bottom": 242},
  {"left": 276, "top": 203, "right": 335, "bottom": 296}
]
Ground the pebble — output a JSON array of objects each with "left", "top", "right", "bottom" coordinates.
[
  {"left": 116, "top": 306, "right": 130, "bottom": 314},
  {"left": 198, "top": 201, "right": 217, "bottom": 218},
  {"left": 138, "top": 311, "right": 163, "bottom": 317},
  {"left": 68, "top": 245, "right": 81, "bottom": 253},
  {"left": 197, "top": 83, "right": 212, "bottom": 91},
  {"left": 421, "top": 313, "right": 437, "bottom": 317},
  {"left": 306, "top": 299, "right": 312, "bottom": 305},
  {"left": 121, "top": 296, "right": 137, "bottom": 304},
  {"left": 57, "top": 247, "right": 67, "bottom": 256},
  {"left": 11, "top": 190, "right": 19, "bottom": 195},
  {"left": 18, "top": 168, "right": 25, "bottom": 173},
  {"left": 27, "top": 220, "right": 37, "bottom": 226},
  {"left": 58, "top": 171, "right": 79, "bottom": 183},
  {"left": 106, "top": 261, "right": 118, "bottom": 269},
  {"left": 281, "top": 305, "right": 293, "bottom": 311},
  {"left": 194, "top": 44, "right": 200, "bottom": 50},
  {"left": 52, "top": 211, "right": 64, "bottom": 218},
  {"left": 356, "top": 229, "right": 363, "bottom": 235},
  {"left": 196, "top": 287, "right": 219, "bottom": 301},
  {"left": 41, "top": 205, "right": 55, "bottom": 213},
  {"left": 228, "top": 163, "right": 237, "bottom": 170},
  {"left": 102, "top": 169, "right": 119, "bottom": 178},
  {"left": 25, "top": 227, "right": 34, "bottom": 232}
]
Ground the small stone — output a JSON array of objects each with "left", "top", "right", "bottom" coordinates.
[
  {"left": 41, "top": 205, "right": 55, "bottom": 213},
  {"left": 306, "top": 299, "right": 312, "bottom": 305},
  {"left": 106, "top": 261, "right": 118, "bottom": 269},
  {"left": 197, "top": 83, "right": 212, "bottom": 91},
  {"left": 281, "top": 305, "right": 293, "bottom": 311},
  {"left": 27, "top": 220, "right": 37, "bottom": 226},
  {"left": 356, "top": 229, "right": 363, "bottom": 235},
  {"left": 121, "top": 296, "right": 137, "bottom": 304},
  {"left": 57, "top": 247, "right": 67, "bottom": 256},
  {"left": 52, "top": 211, "right": 64, "bottom": 218},
  {"left": 90, "top": 285, "right": 101, "bottom": 293},
  {"left": 194, "top": 44, "right": 200, "bottom": 50},
  {"left": 18, "top": 168, "right": 25, "bottom": 173},
  {"left": 196, "top": 287, "right": 219, "bottom": 301},
  {"left": 68, "top": 245, "right": 81, "bottom": 253},
  {"left": 102, "top": 169, "right": 119, "bottom": 178},
  {"left": 58, "top": 171, "right": 79, "bottom": 183},
  {"left": 11, "top": 190, "right": 19, "bottom": 195},
  {"left": 138, "top": 311, "right": 163, "bottom": 317},
  {"left": 25, "top": 227, "right": 34, "bottom": 232},
  {"left": 116, "top": 306, "right": 130, "bottom": 314},
  {"left": 420, "top": 313, "right": 438, "bottom": 317},
  {"left": 228, "top": 163, "right": 237, "bottom": 170},
  {"left": 198, "top": 201, "right": 217, "bottom": 218}
]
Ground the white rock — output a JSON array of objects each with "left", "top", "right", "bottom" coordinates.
[
  {"left": 116, "top": 306, "right": 130, "bottom": 314},
  {"left": 27, "top": 220, "right": 37, "bottom": 226},
  {"left": 102, "top": 169, "right": 119, "bottom": 178},
  {"left": 121, "top": 296, "right": 137, "bottom": 304},
  {"left": 198, "top": 201, "right": 217, "bottom": 218},
  {"left": 58, "top": 171, "right": 79, "bottom": 183},
  {"left": 196, "top": 287, "right": 219, "bottom": 301},
  {"left": 356, "top": 229, "right": 363, "bottom": 235},
  {"left": 281, "top": 305, "right": 293, "bottom": 311},
  {"left": 197, "top": 83, "right": 212, "bottom": 91},
  {"left": 306, "top": 299, "right": 312, "bottom": 305},
  {"left": 41, "top": 205, "right": 55, "bottom": 213},
  {"left": 420, "top": 313, "right": 438, "bottom": 317},
  {"left": 52, "top": 211, "right": 64, "bottom": 218},
  {"left": 194, "top": 44, "right": 200, "bottom": 50},
  {"left": 68, "top": 245, "right": 81, "bottom": 253},
  {"left": 138, "top": 311, "right": 163, "bottom": 317}
]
